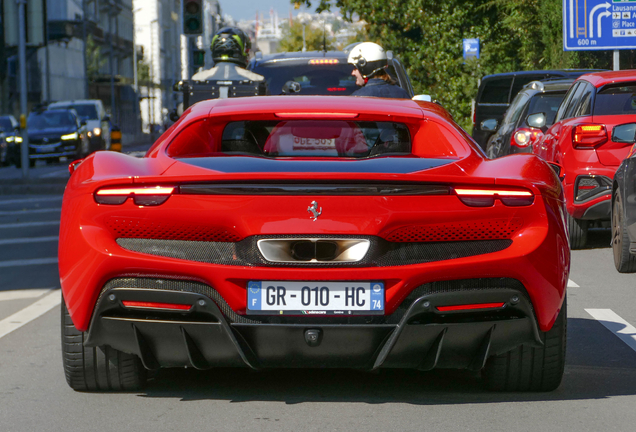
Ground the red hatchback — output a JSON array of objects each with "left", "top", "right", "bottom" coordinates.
[{"left": 534, "top": 71, "right": 636, "bottom": 248}]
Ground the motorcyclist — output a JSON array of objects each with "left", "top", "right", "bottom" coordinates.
[
  {"left": 348, "top": 42, "right": 410, "bottom": 99},
  {"left": 191, "top": 27, "right": 265, "bottom": 84}
]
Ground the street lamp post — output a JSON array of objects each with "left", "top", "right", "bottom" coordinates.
[{"left": 17, "top": 0, "right": 29, "bottom": 178}]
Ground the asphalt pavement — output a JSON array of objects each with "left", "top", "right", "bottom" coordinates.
[{"left": 1, "top": 166, "right": 636, "bottom": 431}]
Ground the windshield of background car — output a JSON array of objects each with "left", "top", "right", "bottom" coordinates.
[
  {"left": 0, "top": 118, "right": 13, "bottom": 131},
  {"left": 526, "top": 93, "right": 566, "bottom": 125},
  {"left": 54, "top": 104, "right": 98, "bottom": 121},
  {"left": 250, "top": 61, "right": 358, "bottom": 95},
  {"left": 594, "top": 83, "right": 636, "bottom": 116},
  {"left": 479, "top": 77, "right": 512, "bottom": 104},
  {"left": 27, "top": 111, "right": 76, "bottom": 131}
]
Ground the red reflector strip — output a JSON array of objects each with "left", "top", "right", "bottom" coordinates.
[
  {"left": 454, "top": 188, "right": 532, "bottom": 197},
  {"left": 96, "top": 186, "right": 175, "bottom": 196},
  {"left": 436, "top": 302, "right": 506, "bottom": 312},
  {"left": 327, "top": 87, "right": 347, "bottom": 92},
  {"left": 122, "top": 301, "right": 191, "bottom": 311},
  {"left": 274, "top": 112, "right": 359, "bottom": 119}
]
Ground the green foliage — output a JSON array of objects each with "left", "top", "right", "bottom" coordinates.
[
  {"left": 279, "top": 19, "right": 335, "bottom": 52},
  {"left": 294, "top": 0, "right": 614, "bottom": 130},
  {"left": 137, "top": 59, "right": 151, "bottom": 87},
  {"left": 85, "top": 35, "right": 106, "bottom": 81}
]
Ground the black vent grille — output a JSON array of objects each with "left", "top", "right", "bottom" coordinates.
[
  {"left": 98, "top": 277, "right": 529, "bottom": 325},
  {"left": 116, "top": 236, "right": 512, "bottom": 268}
]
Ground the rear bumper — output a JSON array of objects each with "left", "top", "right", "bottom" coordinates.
[{"left": 84, "top": 277, "right": 542, "bottom": 370}]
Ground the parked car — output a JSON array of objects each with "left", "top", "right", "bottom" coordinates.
[
  {"left": 48, "top": 100, "right": 111, "bottom": 151},
  {"left": 611, "top": 123, "right": 636, "bottom": 272},
  {"left": 21, "top": 108, "right": 89, "bottom": 167},
  {"left": 486, "top": 79, "right": 574, "bottom": 159},
  {"left": 60, "top": 96, "right": 568, "bottom": 392},
  {"left": 0, "top": 115, "right": 21, "bottom": 166},
  {"left": 472, "top": 69, "right": 605, "bottom": 150},
  {"left": 247, "top": 49, "right": 415, "bottom": 97},
  {"left": 533, "top": 70, "right": 636, "bottom": 248}
]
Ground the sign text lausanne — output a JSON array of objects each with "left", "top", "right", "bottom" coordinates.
[{"left": 564, "top": 0, "right": 636, "bottom": 50}]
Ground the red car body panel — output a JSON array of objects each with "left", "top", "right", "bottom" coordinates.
[
  {"left": 534, "top": 71, "right": 636, "bottom": 219},
  {"left": 59, "top": 96, "right": 568, "bottom": 360}
]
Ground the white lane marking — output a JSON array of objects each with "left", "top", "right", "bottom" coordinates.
[
  {"left": 0, "top": 197, "right": 62, "bottom": 206},
  {"left": 568, "top": 279, "right": 580, "bottom": 288},
  {"left": 0, "top": 258, "right": 58, "bottom": 268},
  {"left": 0, "top": 221, "right": 59, "bottom": 229},
  {"left": 586, "top": 308, "right": 636, "bottom": 353},
  {"left": 0, "top": 289, "right": 54, "bottom": 302},
  {"left": 0, "top": 289, "right": 61, "bottom": 340},
  {"left": 0, "top": 236, "right": 58, "bottom": 246},
  {"left": 0, "top": 207, "right": 61, "bottom": 215}
]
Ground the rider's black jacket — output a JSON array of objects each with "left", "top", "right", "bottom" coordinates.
[{"left": 351, "top": 78, "right": 410, "bottom": 99}]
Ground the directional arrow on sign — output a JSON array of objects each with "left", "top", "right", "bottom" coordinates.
[
  {"left": 589, "top": 2, "right": 611, "bottom": 39},
  {"left": 597, "top": 10, "right": 612, "bottom": 38}
]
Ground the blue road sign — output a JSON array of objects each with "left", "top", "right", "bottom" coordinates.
[
  {"left": 564, "top": 0, "right": 636, "bottom": 50},
  {"left": 463, "top": 38, "right": 480, "bottom": 59}
]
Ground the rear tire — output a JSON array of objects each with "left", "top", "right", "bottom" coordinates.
[
  {"left": 612, "top": 191, "right": 636, "bottom": 273},
  {"left": 482, "top": 297, "right": 566, "bottom": 392},
  {"left": 567, "top": 213, "right": 588, "bottom": 249},
  {"left": 61, "top": 295, "right": 147, "bottom": 391}
]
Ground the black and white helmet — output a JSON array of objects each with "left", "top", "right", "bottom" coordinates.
[{"left": 347, "top": 42, "right": 387, "bottom": 79}]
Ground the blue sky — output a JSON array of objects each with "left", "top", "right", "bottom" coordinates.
[{"left": 223, "top": 0, "right": 318, "bottom": 22}]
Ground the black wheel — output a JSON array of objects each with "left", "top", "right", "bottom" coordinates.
[
  {"left": 612, "top": 191, "right": 636, "bottom": 273},
  {"left": 567, "top": 213, "right": 588, "bottom": 249},
  {"left": 61, "top": 295, "right": 147, "bottom": 391},
  {"left": 482, "top": 297, "right": 566, "bottom": 392}
]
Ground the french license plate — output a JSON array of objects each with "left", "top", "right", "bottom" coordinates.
[{"left": 247, "top": 281, "right": 384, "bottom": 315}]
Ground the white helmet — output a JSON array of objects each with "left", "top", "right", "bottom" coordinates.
[{"left": 347, "top": 42, "right": 387, "bottom": 79}]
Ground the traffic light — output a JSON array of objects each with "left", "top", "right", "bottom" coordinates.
[
  {"left": 183, "top": 0, "right": 203, "bottom": 35},
  {"left": 192, "top": 49, "right": 205, "bottom": 67}
]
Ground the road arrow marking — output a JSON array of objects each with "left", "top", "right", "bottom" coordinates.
[{"left": 570, "top": 0, "right": 574, "bottom": 39}]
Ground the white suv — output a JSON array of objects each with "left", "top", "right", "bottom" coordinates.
[{"left": 48, "top": 100, "right": 111, "bottom": 151}]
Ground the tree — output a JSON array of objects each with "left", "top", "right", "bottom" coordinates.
[
  {"left": 85, "top": 35, "right": 106, "bottom": 81},
  {"left": 294, "top": 0, "right": 615, "bottom": 130},
  {"left": 279, "top": 19, "right": 335, "bottom": 52}
]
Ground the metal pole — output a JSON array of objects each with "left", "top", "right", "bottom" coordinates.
[
  {"left": 82, "top": 0, "right": 89, "bottom": 98},
  {"left": 17, "top": 0, "right": 29, "bottom": 178},
  {"left": 150, "top": 19, "right": 157, "bottom": 139},
  {"left": 109, "top": 3, "right": 116, "bottom": 124},
  {"left": 613, "top": 50, "right": 620, "bottom": 71},
  {"left": 43, "top": 0, "right": 50, "bottom": 102}
]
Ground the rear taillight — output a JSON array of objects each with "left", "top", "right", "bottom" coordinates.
[
  {"left": 511, "top": 127, "right": 543, "bottom": 148},
  {"left": 573, "top": 123, "right": 607, "bottom": 148},
  {"left": 454, "top": 188, "right": 535, "bottom": 207},
  {"left": 94, "top": 186, "right": 176, "bottom": 206}
]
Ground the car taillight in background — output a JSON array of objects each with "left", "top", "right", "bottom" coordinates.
[
  {"left": 453, "top": 187, "right": 535, "bottom": 207},
  {"left": 308, "top": 59, "right": 339, "bottom": 65},
  {"left": 574, "top": 175, "right": 612, "bottom": 202},
  {"left": 511, "top": 127, "right": 544, "bottom": 148},
  {"left": 573, "top": 124, "right": 607, "bottom": 148},
  {"left": 627, "top": 143, "right": 636, "bottom": 159},
  {"left": 94, "top": 186, "right": 176, "bottom": 206}
]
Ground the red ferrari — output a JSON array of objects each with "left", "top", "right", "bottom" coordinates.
[
  {"left": 59, "top": 96, "right": 568, "bottom": 392},
  {"left": 533, "top": 71, "right": 636, "bottom": 248}
]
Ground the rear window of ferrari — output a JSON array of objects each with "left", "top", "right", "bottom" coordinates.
[{"left": 169, "top": 120, "right": 412, "bottom": 158}]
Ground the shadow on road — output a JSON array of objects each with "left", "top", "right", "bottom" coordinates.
[
  {"left": 584, "top": 227, "right": 612, "bottom": 250},
  {"left": 137, "top": 316, "right": 636, "bottom": 404}
]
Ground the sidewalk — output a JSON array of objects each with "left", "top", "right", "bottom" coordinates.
[{"left": 0, "top": 134, "right": 155, "bottom": 195}]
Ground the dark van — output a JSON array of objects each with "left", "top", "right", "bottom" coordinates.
[{"left": 472, "top": 70, "right": 604, "bottom": 149}]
